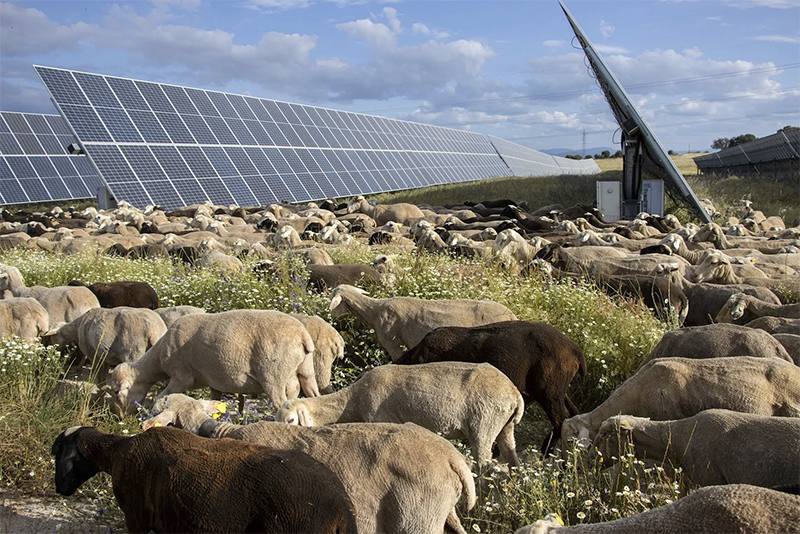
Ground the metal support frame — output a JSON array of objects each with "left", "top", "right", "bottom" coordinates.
[{"left": 621, "top": 131, "right": 643, "bottom": 220}]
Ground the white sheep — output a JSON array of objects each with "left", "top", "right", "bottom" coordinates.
[
  {"left": 277, "top": 361, "right": 524, "bottom": 470},
  {"left": 715, "top": 292, "right": 800, "bottom": 324},
  {"left": 154, "top": 305, "right": 206, "bottom": 327},
  {"left": 328, "top": 284, "right": 517, "bottom": 361},
  {"left": 44, "top": 307, "right": 167, "bottom": 381},
  {"left": 0, "top": 264, "right": 99, "bottom": 326},
  {"left": 271, "top": 225, "right": 302, "bottom": 248},
  {"left": 561, "top": 356, "right": 800, "bottom": 449},
  {"left": 593, "top": 410, "right": 800, "bottom": 488},
  {"left": 289, "top": 313, "right": 345, "bottom": 395},
  {"left": 0, "top": 297, "right": 49, "bottom": 340},
  {"left": 109, "top": 310, "right": 317, "bottom": 414},
  {"left": 143, "top": 393, "right": 476, "bottom": 534},
  {"left": 515, "top": 485, "right": 800, "bottom": 534}
]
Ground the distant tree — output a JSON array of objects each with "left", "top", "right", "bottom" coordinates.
[
  {"left": 668, "top": 149, "right": 675, "bottom": 155},
  {"left": 584, "top": 155, "right": 593, "bottom": 159},
  {"left": 712, "top": 133, "right": 757, "bottom": 150},
  {"left": 778, "top": 125, "right": 798, "bottom": 132},
  {"left": 601, "top": 150, "right": 611, "bottom": 159},
  {"left": 613, "top": 150, "right": 622, "bottom": 158}
]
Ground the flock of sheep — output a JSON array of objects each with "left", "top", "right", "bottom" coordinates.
[{"left": 1, "top": 193, "right": 800, "bottom": 533}]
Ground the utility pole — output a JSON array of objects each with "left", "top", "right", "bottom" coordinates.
[{"left": 582, "top": 129, "right": 586, "bottom": 157}]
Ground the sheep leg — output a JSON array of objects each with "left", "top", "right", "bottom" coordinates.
[
  {"left": 496, "top": 422, "right": 519, "bottom": 467},
  {"left": 296, "top": 357, "right": 320, "bottom": 398},
  {"left": 565, "top": 394, "right": 580, "bottom": 417}
]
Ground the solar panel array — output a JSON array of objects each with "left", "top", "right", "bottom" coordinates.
[
  {"left": 488, "top": 135, "right": 600, "bottom": 176},
  {"left": 694, "top": 129, "right": 800, "bottom": 170},
  {"left": 0, "top": 112, "right": 103, "bottom": 205},
  {"left": 34, "top": 66, "right": 519, "bottom": 210}
]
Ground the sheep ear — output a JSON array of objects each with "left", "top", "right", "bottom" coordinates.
[
  {"left": 581, "top": 232, "right": 590, "bottom": 243},
  {"left": 142, "top": 411, "right": 176, "bottom": 430},
  {"left": 298, "top": 406, "right": 314, "bottom": 427},
  {"left": 619, "top": 421, "right": 634, "bottom": 431},
  {"left": 329, "top": 294, "right": 343, "bottom": 310}
]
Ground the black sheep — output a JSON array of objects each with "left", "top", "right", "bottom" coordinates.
[
  {"left": 52, "top": 426, "right": 358, "bottom": 534},
  {"left": 396, "top": 320, "right": 587, "bottom": 454},
  {"left": 68, "top": 280, "right": 160, "bottom": 310}
]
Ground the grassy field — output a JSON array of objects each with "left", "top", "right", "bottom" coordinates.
[
  {"left": 593, "top": 153, "right": 701, "bottom": 175},
  {"left": 0, "top": 165, "right": 796, "bottom": 532}
]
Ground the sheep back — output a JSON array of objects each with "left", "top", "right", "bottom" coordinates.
[
  {"left": 641, "top": 323, "right": 793, "bottom": 367},
  {"left": 397, "top": 320, "right": 586, "bottom": 425},
  {"left": 0, "top": 297, "right": 49, "bottom": 339},
  {"left": 150, "top": 310, "right": 314, "bottom": 402}
]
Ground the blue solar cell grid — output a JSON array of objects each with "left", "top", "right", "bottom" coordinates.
[
  {"left": 0, "top": 112, "right": 104, "bottom": 205},
  {"left": 34, "top": 66, "right": 549, "bottom": 209}
]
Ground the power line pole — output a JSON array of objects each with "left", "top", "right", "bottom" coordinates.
[{"left": 582, "top": 129, "right": 586, "bottom": 157}]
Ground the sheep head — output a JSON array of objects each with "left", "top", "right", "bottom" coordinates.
[
  {"left": 514, "top": 514, "right": 564, "bottom": 534},
  {"left": 276, "top": 399, "right": 316, "bottom": 426},
  {"left": 328, "top": 285, "right": 367, "bottom": 319},
  {"left": 560, "top": 415, "right": 592, "bottom": 455},
  {"left": 108, "top": 363, "right": 147, "bottom": 415},
  {"left": 142, "top": 394, "right": 226, "bottom": 431},
  {"left": 716, "top": 293, "right": 749, "bottom": 323},
  {"left": 592, "top": 415, "right": 644, "bottom": 462},
  {"left": 51, "top": 426, "right": 101, "bottom": 496}
]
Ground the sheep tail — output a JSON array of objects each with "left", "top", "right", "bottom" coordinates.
[
  {"left": 576, "top": 349, "right": 588, "bottom": 377},
  {"left": 450, "top": 455, "right": 476, "bottom": 513}
]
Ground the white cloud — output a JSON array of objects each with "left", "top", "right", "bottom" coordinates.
[
  {"left": 595, "top": 44, "right": 629, "bottom": 54},
  {"left": 662, "top": 0, "right": 798, "bottom": 8},
  {"left": 755, "top": 34, "right": 800, "bottom": 44},
  {"left": 599, "top": 19, "right": 614, "bottom": 38},
  {"left": 0, "top": 3, "right": 98, "bottom": 56},
  {"left": 542, "top": 40, "right": 565, "bottom": 48},
  {"left": 412, "top": 22, "right": 451, "bottom": 40}
]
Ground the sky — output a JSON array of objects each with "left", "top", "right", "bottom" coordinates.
[{"left": 1, "top": 0, "right": 798, "bottom": 154}]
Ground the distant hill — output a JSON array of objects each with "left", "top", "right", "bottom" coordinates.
[{"left": 540, "top": 147, "right": 616, "bottom": 158}]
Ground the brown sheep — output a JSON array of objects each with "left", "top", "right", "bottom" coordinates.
[
  {"left": 68, "top": 280, "right": 159, "bottom": 310},
  {"left": 52, "top": 426, "right": 357, "bottom": 533},
  {"left": 395, "top": 320, "right": 587, "bottom": 454}
]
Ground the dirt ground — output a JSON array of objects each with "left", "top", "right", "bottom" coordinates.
[{"left": 0, "top": 492, "right": 112, "bottom": 534}]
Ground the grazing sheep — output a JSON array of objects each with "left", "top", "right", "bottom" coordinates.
[
  {"left": 52, "top": 426, "right": 357, "bottom": 534},
  {"left": 307, "top": 263, "right": 381, "bottom": 292},
  {"left": 144, "top": 394, "right": 476, "bottom": 534},
  {"left": 328, "top": 284, "right": 517, "bottom": 361},
  {"left": 515, "top": 484, "right": 800, "bottom": 534},
  {"left": 154, "top": 305, "right": 206, "bottom": 327},
  {"left": 594, "top": 410, "right": 800, "bottom": 488},
  {"left": 0, "top": 297, "right": 49, "bottom": 340},
  {"left": 595, "top": 274, "right": 688, "bottom": 324},
  {"left": 67, "top": 280, "right": 160, "bottom": 310},
  {"left": 681, "top": 282, "right": 781, "bottom": 326},
  {"left": 396, "top": 321, "right": 586, "bottom": 453},
  {"left": 272, "top": 225, "right": 303, "bottom": 248},
  {"left": 561, "top": 356, "right": 800, "bottom": 448},
  {"left": 289, "top": 313, "right": 345, "bottom": 395},
  {"left": 640, "top": 323, "right": 793, "bottom": 368},
  {"left": 43, "top": 307, "right": 167, "bottom": 381},
  {"left": 745, "top": 316, "right": 800, "bottom": 335},
  {"left": 109, "top": 310, "right": 317, "bottom": 414},
  {"left": 277, "top": 361, "right": 524, "bottom": 470},
  {"left": 347, "top": 195, "right": 425, "bottom": 226},
  {"left": 715, "top": 292, "right": 800, "bottom": 324},
  {"left": 0, "top": 265, "right": 100, "bottom": 325}
]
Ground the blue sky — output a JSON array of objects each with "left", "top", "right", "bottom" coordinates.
[{"left": 1, "top": 0, "right": 798, "bottom": 153}]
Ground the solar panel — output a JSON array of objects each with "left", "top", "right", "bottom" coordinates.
[
  {"left": 487, "top": 135, "right": 600, "bottom": 177},
  {"left": 34, "top": 66, "right": 519, "bottom": 210},
  {"left": 0, "top": 111, "right": 104, "bottom": 205}
]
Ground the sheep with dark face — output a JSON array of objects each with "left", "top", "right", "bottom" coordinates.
[
  {"left": 395, "top": 321, "right": 586, "bottom": 454},
  {"left": 52, "top": 426, "right": 357, "bottom": 533},
  {"left": 144, "top": 394, "right": 476, "bottom": 534},
  {"left": 67, "top": 280, "right": 160, "bottom": 310}
]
